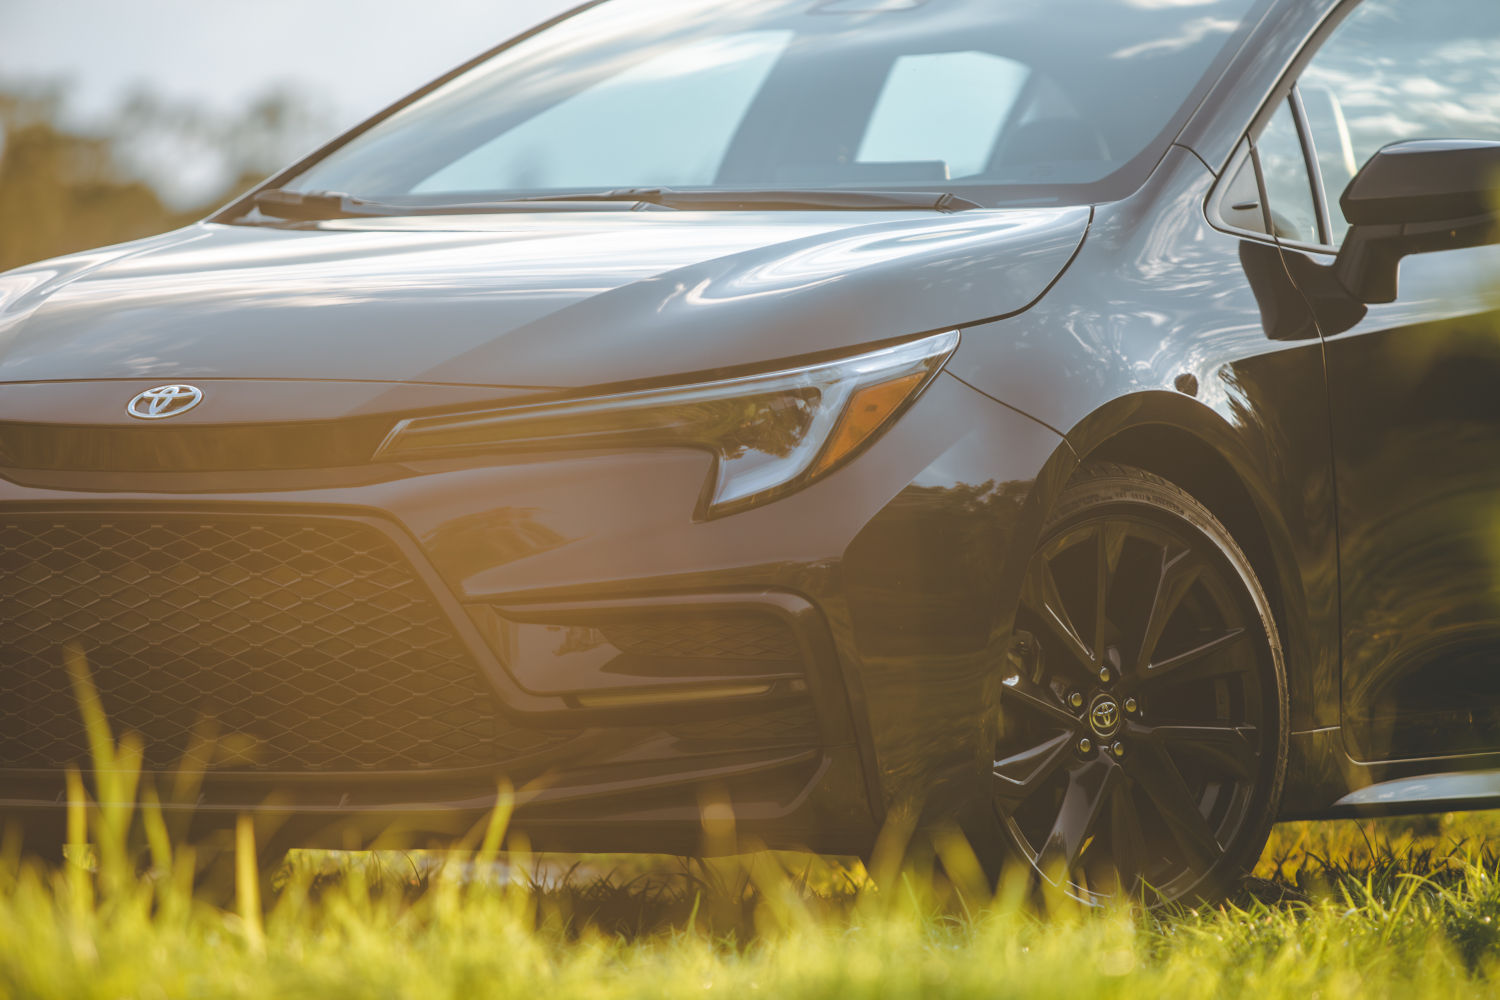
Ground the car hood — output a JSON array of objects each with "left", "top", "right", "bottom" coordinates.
[{"left": 0, "top": 207, "right": 1088, "bottom": 390}]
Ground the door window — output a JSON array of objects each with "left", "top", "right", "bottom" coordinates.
[
  {"left": 1299, "top": 0, "right": 1500, "bottom": 244},
  {"left": 1216, "top": 98, "right": 1321, "bottom": 244},
  {"left": 1254, "top": 99, "right": 1321, "bottom": 245}
]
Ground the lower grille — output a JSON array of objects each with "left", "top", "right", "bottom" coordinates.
[
  {"left": 601, "top": 616, "right": 801, "bottom": 661},
  {"left": 0, "top": 513, "right": 561, "bottom": 772}
]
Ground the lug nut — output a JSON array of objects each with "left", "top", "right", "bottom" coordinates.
[
  {"left": 1069, "top": 691, "right": 1085, "bottom": 709},
  {"left": 1098, "top": 667, "right": 1112, "bottom": 684},
  {"left": 1077, "top": 737, "right": 1093, "bottom": 755},
  {"left": 1124, "top": 697, "right": 1138, "bottom": 715},
  {"left": 1111, "top": 741, "right": 1126, "bottom": 759}
]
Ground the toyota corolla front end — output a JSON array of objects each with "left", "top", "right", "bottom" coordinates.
[
  {"left": 0, "top": 183, "right": 1089, "bottom": 854},
  {"left": 4, "top": 0, "right": 1344, "bottom": 903}
]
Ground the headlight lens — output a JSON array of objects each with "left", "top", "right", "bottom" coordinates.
[{"left": 376, "top": 330, "right": 960, "bottom": 516}]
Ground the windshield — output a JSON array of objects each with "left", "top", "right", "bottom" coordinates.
[{"left": 267, "top": 0, "right": 1265, "bottom": 211}]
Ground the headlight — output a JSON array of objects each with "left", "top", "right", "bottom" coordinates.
[{"left": 376, "top": 330, "right": 960, "bottom": 516}]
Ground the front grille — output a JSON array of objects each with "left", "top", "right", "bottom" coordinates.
[
  {"left": 0, "top": 514, "right": 562, "bottom": 772},
  {"left": 0, "top": 419, "right": 391, "bottom": 472}
]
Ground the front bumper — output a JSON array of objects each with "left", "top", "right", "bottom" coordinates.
[{"left": 0, "top": 372, "right": 1066, "bottom": 854}]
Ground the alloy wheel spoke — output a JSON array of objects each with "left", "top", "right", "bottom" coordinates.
[
  {"left": 1001, "top": 673, "right": 1079, "bottom": 729},
  {"left": 1020, "top": 556, "right": 1097, "bottom": 684},
  {"left": 1133, "top": 627, "right": 1249, "bottom": 689},
  {"left": 1038, "top": 756, "right": 1116, "bottom": 876},
  {"left": 993, "top": 732, "right": 1073, "bottom": 809},
  {"left": 1119, "top": 731, "right": 1222, "bottom": 865},
  {"left": 1108, "top": 782, "right": 1149, "bottom": 894},
  {"left": 1133, "top": 547, "right": 1204, "bottom": 675},
  {"left": 1152, "top": 724, "right": 1259, "bottom": 781},
  {"left": 1093, "top": 522, "right": 1128, "bottom": 665}
]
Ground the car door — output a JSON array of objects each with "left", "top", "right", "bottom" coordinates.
[{"left": 1270, "top": 0, "right": 1500, "bottom": 762}]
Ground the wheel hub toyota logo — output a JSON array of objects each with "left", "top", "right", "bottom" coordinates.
[
  {"left": 1089, "top": 694, "right": 1121, "bottom": 739},
  {"left": 127, "top": 384, "right": 204, "bottom": 420}
]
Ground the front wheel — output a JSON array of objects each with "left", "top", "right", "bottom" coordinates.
[{"left": 992, "top": 463, "right": 1288, "bottom": 905}]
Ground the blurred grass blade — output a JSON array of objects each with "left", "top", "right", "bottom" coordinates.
[{"left": 236, "top": 815, "right": 264, "bottom": 954}]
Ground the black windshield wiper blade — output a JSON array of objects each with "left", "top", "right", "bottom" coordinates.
[
  {"left": 253, "top": 186, "right": 983, "bottom": 221},
  {"left": 252, "top": 188, "right": 591, "bottom": 220},
  {"left": 513, "top": 187, "right": 983, "bottom": 213},
  {"left": 254, "top": 189, "right": 362, "bottom": 220},
  {"left": 253, "top": 188, "right": 688, "bottom": 220}
]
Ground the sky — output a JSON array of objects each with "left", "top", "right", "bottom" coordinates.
[
  {"left": 0, "top": 0, "right": 579, "bottom": 198},
  {"left": 0, "top": 0, "right": 578, "bottom": 124}
]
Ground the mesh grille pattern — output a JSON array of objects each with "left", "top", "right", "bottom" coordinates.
[
  {"left": 0, "top": 515, "right": 560, "bottom": 772},
  {"left": 601, "top": 616, "right": 800, "bottom": 661}
]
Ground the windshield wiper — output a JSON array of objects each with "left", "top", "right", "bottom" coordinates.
[
  {"left": 512, "top": 188, "right": 983, "bottom": 213},
  {"left": 251, "top": 186, "right": 981, "bottom": 221},
  {"left": 252, "top": 189, "right": 540, "bottom": 221}
]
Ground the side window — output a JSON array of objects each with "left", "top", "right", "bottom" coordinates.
[
  {"left": 1216, "top": 98, "right": 1320, "bottom": 243},
  {"left": 1218, "top": 144, "right": 1268, "bottom": 236},
  {"left": 1254, "top": 99, "right": 1320, "bottom": 245},
  {"left": 1299, "top": 0, "right": 1500, "bottom": 244}
]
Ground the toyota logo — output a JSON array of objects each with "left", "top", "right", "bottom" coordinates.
[
  {"left": 127, "top": 384, "right": 204, "bottom": 420},
  {"left": 1089, "top": 695, "right": 1121, "bottom": 738}
]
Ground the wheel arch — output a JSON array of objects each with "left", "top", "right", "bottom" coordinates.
[{"left": 1058, "top": 390, "right": 1332, "bottom": 733}]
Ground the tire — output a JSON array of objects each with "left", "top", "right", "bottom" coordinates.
[{"left": 989, "top": 462, "right": 1288, "bottom": 906}]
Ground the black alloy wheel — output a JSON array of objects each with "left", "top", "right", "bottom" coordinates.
[{"left": 994, "top": 464, "right": 1288, "bottom": 905}]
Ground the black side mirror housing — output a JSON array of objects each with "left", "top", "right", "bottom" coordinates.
[{"left": 1334, "top": 139, "right": 1500, "bottom": 304}]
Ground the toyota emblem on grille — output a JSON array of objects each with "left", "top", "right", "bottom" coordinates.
[{"left": 127, "top": 384, "right": 204, "bottom": 420}]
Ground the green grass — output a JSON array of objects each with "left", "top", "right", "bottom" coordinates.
[
  {"left": 5, "top": 655, "right": 1500, "bottom": 999},
  {"left": 6, "top": 804, "right": 1500, "bottom": 999}
]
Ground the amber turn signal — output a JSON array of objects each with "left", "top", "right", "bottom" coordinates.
[{"left": 813, "top": 371, "right": 929, "bottom": 476}]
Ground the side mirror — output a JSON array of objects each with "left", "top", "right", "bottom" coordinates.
[{"left": 1334, "top": 139, "right": 1500, "bottom": 304}]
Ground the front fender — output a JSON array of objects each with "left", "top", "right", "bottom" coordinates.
[{"left": 1062, "top": 390, "right": 1336, "bottom": 734}]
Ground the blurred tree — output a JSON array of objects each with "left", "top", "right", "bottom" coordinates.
[
  {"left": 0, "top": 90, "right": 184, "bottom": 271},
  {"left": 0, "top": 84, "right": 328, "bottom": 272},
  {"left": 114, "top": 85, "right": 329, "bottom": 208}
]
